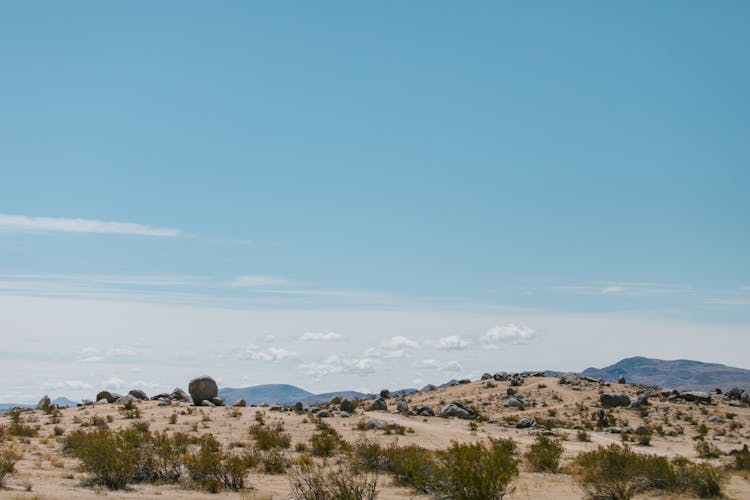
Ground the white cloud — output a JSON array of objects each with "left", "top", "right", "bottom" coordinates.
[
  {"left": 105, "top": 348, "right": 137, "bottom": 357},
  {"left": 298, "top": 355, "right": 377, "bottom": 377},
  {"left": 78, "top": 356, "right": 105, "bottom": 363},
  {"left": 0, "top": 214, "right": 181, "bottom": 237},
  {"left": 601, "top": 285, "right": 626, "bottom": 294},
  {"left": 102, "top": 377, "right": 126, "bottom": 390},
  {"left": 299, "top": 331, "right": 345, "bottom": 341},
  {"left": 442, "top": 361, "right": 462, "bottom": 373},
  {"left": 381, "top": 335, "right": 419, "bottom": 349},
  {"left": 412, "top": 359, "right": 440, "bottom": 369},
  {"left": 239, "top": 344, "right": 298, "bottom": 362},
  {"left": 481, "top": 324, "right": 536, "bottom": 346},
  {"left": 433, "top": 335, "right": 470, "bottom": 350},
  {"left": 228, "top": 275, "right": 288, "bottom": 287},
  {"left": 43, "top": 380, "right": 92, "bottom": 390},
  {"left": 364, "top": 347, "right": 407, "bottom": 359}
]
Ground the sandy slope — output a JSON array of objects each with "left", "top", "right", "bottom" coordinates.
[{"left": 1, "top": 376, "right": 749, "bottom": 499}]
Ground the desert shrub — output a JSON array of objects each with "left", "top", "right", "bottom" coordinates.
[
  {"left": 310, "top": 426, "right": 344, "bottom": 457},
  {"left": 288, "top": 461, "right": 378, "bottom": 500},
  {"left": 694, "top": 439, "right": 720, "bottom": 458},
  {"left": 6, "top": 409, "right": 38, "bottom": 437},
  {"left": 184, "top": 434, "right": 251, "bottom": 492},
  {"left": 525, "top": 434, "right": 564, "bottom": 472},
  {"left": 382, "top": 443, "right": 437, "bottom": 492},
  {"left": 636, "top": 432, "right": 652, "bottom": 446},
  {"left": 249, "top": 424, "right": 291, "bottom": 450},
  {"left": 574, "top": 444, "right": 678, "bottom": 500},
  {"left": 66, "top": 427, "right": 138, "bottom": 489},
  {"left": 119, "top": 401, "right": 141, "bottom": 419},
  {"left": 53, "top": 425, "right": 65, "bottom": 436},
  {"left": 262, "top": 449, "right": 289, "bottom": 474},
  {"left": 683, "top": 462, "right": 724, "bottom": 498},
  {"left": 435, "top": 439, "right": 518, "bottom": 500},
  {"left": 736, "top": 446, "right": 750, "bottom": 471},
  {"left": 350, "top": 439, "right": 385, "bottom": 472},
  {"left": 0, "top": 445, "right": 20, "bottom": 487},
  {"left": 577, "top": 429, "right": 591, "bottom": 442}
]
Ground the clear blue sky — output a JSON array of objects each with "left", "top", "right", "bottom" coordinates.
[{"left": 0, "top": 2, "right": 748, "bottom": 401}]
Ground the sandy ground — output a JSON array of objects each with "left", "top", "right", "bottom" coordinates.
[{"left": 1, "top": 376, "right": 749, "bottom": 499}]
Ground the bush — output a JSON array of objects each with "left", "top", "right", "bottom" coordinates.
[
  {"left": 695, "top": 439, "right": 721, "bottom": 458},
  {"left": 6, "top": 409, "right": 38, "bottom": 437},
  {"left": 184, "top": 434, "right": 252, "bottom": 492},
  {"left": 310, "top": 426, "right": 344, "bottom": 457},
  {"left": 525, "top": 434, "right": 564, "bottom": 472},
  {"left": 574, "top": 444, "right": 678, "bottom": 500},
  {"left": 0, "top": 445, "right": 20, "bottom": 487},
  {"left": 435, "top": 439, "right": 518, "bottom": 500},
  {"left": 66, "top": 427, "right": 138, "bottom": 489},
  {"left": 684, "top": 462, "right": 724, "bottom": 498},
  {"left": 350, "top": 439, "right": 385, "bottom": 472},
  {"left": 289, "top": 461, "right": 378, "bottom": 500},
  {"left": 382, "top": 443, "right": 437, "bottom": 492},
  {"left": 249, "top": 424, "right": 291, "bottom": 450},
  {"left": 261, "top": 449, "right": 289, "bottom": 474},
  {"left": 736, "top": 445, "right": 750, "bottom": 471}
]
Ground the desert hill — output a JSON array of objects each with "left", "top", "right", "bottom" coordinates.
[{"left": 581, "top": 356, "right": 750, "bottom": 391}]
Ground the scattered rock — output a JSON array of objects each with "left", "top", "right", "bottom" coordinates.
[
  {"left": 188, "top": 376, "right": 218, "bottom": 406},
  {"left": 515, "top": 417, "right": 535, "bottom": 429},
  {"left": 396, "top": 399, "right": 409, "bottom": 414},
  {"left": 96, "top": 391, "right": 120, "bottom": 404},
  {"left": 505, "top": 398, "right": 525, "bottom": 410},
  {"left": 294, "top": 401, "right": 304, "bottom": 412},
  {"left": 618, "top": 375, "right": 627, "bottom": 384},
  {"left": 339, "top": 411, "right": 350, "bottom": 418},
  {"left": 367, "top": 419, "right": 385, "bottom": 430},
  {"left": 200, "top": 399, "right": 215, "bottom": 407},
  {"left": 232, "top": 399, "right": 247, "bottom": 407},
  {"left": 117, "top": 394, "right": 137, "bottom": 404},
  {"left": 171, "top": 388, "right": 190, "bottom": 402},
  {"left": 317, "top": 410, "right": 332, "bottom": 418},
  {"left": 158, "top": 399, "right": 172, "bottom": 406},
  {"left": 340, "top": 398, "right": 355, "bottom": 413},
  {"left": 370, "top": 398, "right": 388, "bottom": 411},
  {"left": 210, "top": 396, "right": 225, "bottom": 407},
  {"left": 481, "top": 373, "right": 493, "bottom": 380},
  {"left": 414, "top": 405, "right": 434, "bottom": 416},
  {"left": 681, "top": 391, "right": 711, "bottom": 404},
  {"left": 726, "top": 387, "right": 744, "bottom": 400},
  {"left": 128, "top": 389, "right": 148, "bottom": 401},
  {"left": 707, "top": 415, "right": 725, "bottom": 424},
  {"left": 600, "top": 393, "right": 631, "bottom": 408},
  {"left": 379, "top": 389, "right": 390, "bottom": 399},
  {"left": 151, "top": 393, "right": 171, "bottom": 401},
  {"left": 440, "top": 402, "right": 475, "bottom": 419},
  {"left": 485, "top": 381, "right": 497, "bottom": 388}
]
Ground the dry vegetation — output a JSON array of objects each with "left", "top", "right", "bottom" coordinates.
[{"left": 1, "top": 376, "right": 749, "bottom": 499}]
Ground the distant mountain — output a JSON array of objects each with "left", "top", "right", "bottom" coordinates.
[
  {"left": 0, "top": 403, "right": 30, "bottom": 413},
  {"left": 218, "top": 384, "right": 314, "bottom": 405},
  {"left": 581, "top": 356, "right": 750, "bottom": 391},
  {"left": 53, "top": 396, "right": 78, "bottom": 407},
  {"left": 298, "top": 391, "right": 370, "bottom": 405}
]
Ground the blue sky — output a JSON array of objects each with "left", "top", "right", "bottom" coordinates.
[{"left": 1, "top": 2, "right": 748, "bottom": 402}]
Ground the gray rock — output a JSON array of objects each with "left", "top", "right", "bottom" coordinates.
[
  {"left": 370, "top": 398, "right": 388, "bottom": 411},
  {"left": 151, "top": 393, "right": 171, "bottom": 401},
  {"left": 210, "top": 396, "right": 225, "bottom": 407},
  {"left": 128, "top": 389, "right": 148, "bottom": 400},
  {"left": 600, "top": 393, "right": 631, "bottom": 408},
  {"left": 681, "top": 391, "right": 711, "bottom": 404},
  {"left": 726, "top": 387, "right": 744, "bottom": 400},
  {"left": 379, "top": 389, "right": 390, "bottom": 399},
  {"left": 96, "top": 398, "right": 109, "bottom": 405},
  {"left": 516, "top": 417, "right": 535, "bottom": 429},
  {"left": 171, "top": 388, "right": 190, "bottom": 402},
  {"left": 396, "top": 399, "right": 409, "bottom": 414},
  {"left": 232, "top": 399, "right": 247, "bottom": 407},
  {"left": 558, "top": 373, "right": 578, "bottom": 385},
  {"left": 494, "top": 372, "right": 509, "bottom": 381},
  {"left": 707, "top": 415, "right": 725, "bottom": 423},
  {"left": 158, "top": 399, "right": 172, "bottom": 406},
  {"left": 294, "top": 401, "right": 304, "bottom": 412},
  {"left": 117, "top": 394, "right": 137, "bottom": 404},
  {"left": 505, "top": 397, "right": 525, "bottom": 410},
  {"left": 635, "top": 425, "right": 651, "bottom": 435},
  {"left": 96, "top": 391, "right": 121, "bottom": 403},
  {"left": 440, "top": 402, "right": 475, "bottom": 419},
  {"left": 420, "top": 384, "right": 437, "bottom": 392},
  {"left": 188, "top": 376, "right": 218, "bottom": 406},
  {"left": 200, "top": 399, "right": 215, "bottom": 407},
  {"left": 481, "top": 373, "right": 493, "bottom": 380},
  {"left": 36, "top": 395, "right": 51, "bottom": 411},
  {"left": 485, "top": 381, "right": 497, "bottom": 388},
  {"left": 339, "top": 411, "right": 350, "bottom": 418},
  {"left": 618, "top": 375, "right": 626, "bottom": 384},
  {"left": 317, "top": 410, "right": 332, "bottom": 418},
  {"left": 367, "top": 419, "right": 385, "bottom": 430},
  {"left": 415, "top": 405, "right": 434, "bottom": 416},
  {"left": 340, "top": 398, "right": 355, "bottom": 413}
]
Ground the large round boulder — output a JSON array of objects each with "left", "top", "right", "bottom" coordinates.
[
  {"left": 171, "top": 388, "right": 190, "bottom": 402},
  {"left": 188, "top": 376, "right": 218, "bottom": 405},
  {"left": 36, "top": 395, "right": 51, "bottom": 411},
  {"left": 128, "top": 389, "right": 148, "bottom": 400},
  {"left": 340, "top": 398, "right": 355, "bottom": 413}
]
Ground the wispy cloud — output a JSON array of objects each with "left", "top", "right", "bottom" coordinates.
[
  {"left": 238, "top": 344, "right": 298, "bottom": 362},
  {"left": 299, "top": 332, "right": 345, "bottom": 342},
  {"left": 431, "top": 335, "right": 470, "bottom": 350},
  {"left": 228, "top": 275, "right": 289, "bottom": 287},
  {"left": 549, "top": 282, "right": 689, "bottom": 298},
  {"left": 0, "top": 214, "right": 181, "bottom": 237},
  {"left": 298, "top": 355, "right": 377, "bottom": 377}
]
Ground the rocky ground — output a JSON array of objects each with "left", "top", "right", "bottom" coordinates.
[{"left": 1, "top": 373, "right": 749, "bottom": 499}]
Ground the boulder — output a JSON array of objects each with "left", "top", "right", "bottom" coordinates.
[
  {"left": 505, "top": 398, "right": 525, "bottom": 410},
  {"left": 340, "top": 398, "right": 355, "bottom": 413},
  {"left": 317, "top": 410, "right": 332, "bottom": 418},
  {"left": 600, "top": 393, "right": 631, "bottom": 408},
  {"left": 117, "top": 394, "right": 137, "bottom": 404},
  {"left": 367, "top": 419, "right": 385, "bottom": 430},
  {"left": 515, "top": 417, "right": 535, "bottom": 429},
  {"left": 35, "top": 395, "right": 51, "bottom": 411},
  {"left": 370, "top": 398, "right": 388, "bottom": 411},
  {"left": 210, "top": 396, "right": 225, "bottom": 407},
  {"left": 170, "top": 388, "right": 190, "bottom": 402},
  {"left": 440, "top": 402, "right": 475, "bottom": 419},
  {"left": 151, "top": 393, "right": 171, "bottom": 401},
  {"left": 494, "top": 372, "right": 509, "bottom": 381},
  {"left": 420, "top": 384, "right": 437, "bottom": 392},
  {"left": 485, "top": 381, "right": 497, "bottom": 388},
  {"left": 618, "top": 375, "right": 627, "bottom": 384},
  {"left": 481, "top": 373, "right": 492, "bottom": 380},
  {"left": 339, "top": 411, "right": 350, "bottom": 418},
  {"left": 395, "top": 399, "right": 409, "bottom": 414},
  {"left": 681, "top": 391, "right": 711, "bottom": 404},
  {"left": 414, "top": 405, "right": 434, "bottom": 416},
  {"left": 232, "top": 399, "right": 247, "bottom": 407},
  {"left": 128, "top": 389, "right": 148, "bottom": 401},
  {"left": 188, "top": 376, "right": 218, "bottom": 405},
  {"left": 558, "top": 373, "right": 577, "bottom": 385},
  {"left": 294, "top": 401, "right": 304, "bottom": 412},
  {"left": 726, "top": 387, "right": 744, "bottom": 400},
  {"left": 158, "top": 399, "right": 172, "bottom": 406},
  {"left": 200, "top": 399, "right": 215, "bottom": 407},
  {"left": 96, "top": 391, "right": 121, "bottom": 404},
  {"left": 379, "top": 389, "right": 390, "bottom": 399}
]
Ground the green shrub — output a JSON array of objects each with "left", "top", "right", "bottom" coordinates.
[
  {"left": 382, "top": 443, "right": 437, "bottom": 492},
  {"left": 577, "top": 429, "right": 591, "bottom": 442},
  {"left": 350, "top": 439, "right": 385, "bottom": 472},
  {"left": 0, "top": 445, "right": 20, "bottom": 487},
  {"left": 736, "top": 445, "right": 750, "bottom": 471},
  {"left": 6, "top": 409, "right": 38, "bottom": 437},
  {"left": 288, "top": 461, "right": 378, "bottom": 500},
  {"left": 574, "top": 444, "right": 678, "bottom": 500},
  {"left": 310, "top": 426, "right": 344, "bottom": 457},
  {"left": 67, "top": 427, "right": 138, "bottom": 489},
  {"left": 683, "top": 462, "right": 724, "bottom": 498},
  {"left": 249, "top": 424, "right": 291, "bottom": 450},
  {"left": 694, "top": 439, "right": 720, "bottom": 458},
  {"left": 184, "top": 434, "right": 251, "bottom": 492},
  {"left": 262, "top": 449, "right": 289, "bottom": 474},
  {"left": 525, "top": 434, "right": 564, "bottom": 472},
  {"left": 435, "top": 439, "right": 518, "bottom": 500}
]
